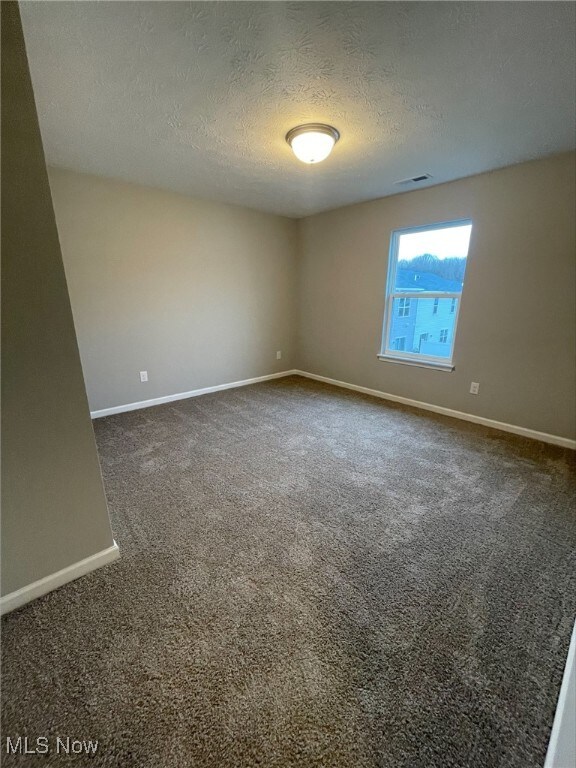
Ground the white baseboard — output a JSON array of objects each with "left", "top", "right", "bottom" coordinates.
[
  {"left": 545, "top": 619, "right": 576, "bottom": 768},
  {"left": 0, "top": 541, "right": 120, "bottom": 616},
  {"left": 89, "top": 367, "right": 574, "bottom": 448},
  {"left": 293, "top": 370, "right": 576, "bottom": 450},
  {"left": 91, "top": 370, "right": 299, "bottom": 418}
]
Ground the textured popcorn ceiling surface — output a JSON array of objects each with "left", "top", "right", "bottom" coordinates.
[{"left": 21, "top": 2, "right": 576, "bottom": 218}]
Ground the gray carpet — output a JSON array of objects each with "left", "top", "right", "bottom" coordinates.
[{"left": 2, "top": 375, "right": 575, "bottom": 767}]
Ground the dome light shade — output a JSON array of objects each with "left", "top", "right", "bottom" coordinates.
[{"left": 286, "top": 123, "right": 340, "bottom": 164}]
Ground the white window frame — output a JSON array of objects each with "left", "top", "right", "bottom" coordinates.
[{"left": 378, "top": 218, "right": 472, "bottom": 371}]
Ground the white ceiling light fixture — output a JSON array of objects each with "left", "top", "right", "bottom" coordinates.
[{"left": 286, "top": 123, "right": 340, "bottom": 164}]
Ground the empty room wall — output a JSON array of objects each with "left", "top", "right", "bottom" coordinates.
[
  {"left": 48, "top": 154, "right": 575, "bottom": 441},
  {"left": 297, "top": 152, "right": 576, "bottom": 440},
  {"left": 1, "top": 2, "right": 116, "bottom": 599},
  {"left": 48, "top": 168, "right": 298, "bottom": 413}
]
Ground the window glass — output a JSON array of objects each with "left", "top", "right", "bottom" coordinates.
[{"left": 381, "top": 221, "right": 472, "bottom": 365}]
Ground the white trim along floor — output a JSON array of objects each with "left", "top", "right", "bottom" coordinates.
[{"left": 91, "top": 369, "right": 576, "bottom": 450}]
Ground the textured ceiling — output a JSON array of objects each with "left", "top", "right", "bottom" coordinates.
[{"left": 21, "top": 2, "right": 576, "bottom": 218}]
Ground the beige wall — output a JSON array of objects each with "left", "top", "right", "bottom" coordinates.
[
  {"left": 297, "top": 153, "right": 576, "bottom": 440},
  {"left": 48, "top": 168, "right": 298, "bottom": 413},
  {"left": 1, "top": 3, "right": 115, "bottom": 596},
  {"left": 47, "top": 156, "right": 575, "bottom": 440}
]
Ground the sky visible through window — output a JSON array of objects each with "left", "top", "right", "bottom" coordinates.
[{"left": 398, "top": 224, "right": 472, "bottom": 262}]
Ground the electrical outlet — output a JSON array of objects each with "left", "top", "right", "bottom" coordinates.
[
  {"left": 470, "top": 381, "right": 480, "bottom": 395},
  {"left": 276, "top": 351, "right": 282, "bottom": 360},
  {"left": 140, "top": 371, "right": 148, "bottom": 383}
]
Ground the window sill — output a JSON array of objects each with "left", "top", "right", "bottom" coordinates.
[{"left": 377, "top": 354, "right": 455, "bottom": 372}]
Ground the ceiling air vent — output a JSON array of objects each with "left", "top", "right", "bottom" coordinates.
[{"left": 394, "top": 173, "right": 433, "bottom": 186}]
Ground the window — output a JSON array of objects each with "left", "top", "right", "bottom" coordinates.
[
  {"left": 418, "top": 333, "right": 429, "bottom": 352},
  {"left": 379, "top": 220, "right": 472, "bottom": 369},
  {"left": 398, "top": 298, "right": 410, "bottom": 317},
  {"left": 393, "top": 336, "right": 406, "bottom": 351}
]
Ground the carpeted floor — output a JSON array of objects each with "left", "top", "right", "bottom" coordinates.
[{"left": 2, "top": 375, "right": 575, "bottom": 767}]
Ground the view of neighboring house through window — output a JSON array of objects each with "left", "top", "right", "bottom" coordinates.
[{"left": 380, "top": 220, "right": 473, "bottom": 366}]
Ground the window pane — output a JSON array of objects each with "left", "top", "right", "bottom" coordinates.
[
  {"left": 394, "top": 224, "right": 471, "bottom": 293},
  {"left": 388, "top": 297, "right": 458, "bottom": 358}
]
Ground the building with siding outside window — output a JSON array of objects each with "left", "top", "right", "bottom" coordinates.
[{"left": 388, "top": 269, "right": 463, "bottom": 359}]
